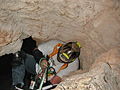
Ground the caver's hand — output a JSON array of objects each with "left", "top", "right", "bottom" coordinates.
[
  {"left": 40, "top": 59, "right": 48, "bottom": 69},
  {"left": 50, "top": 75, "right": 62, "bottom": 84}
]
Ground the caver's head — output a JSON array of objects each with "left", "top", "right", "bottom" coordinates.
[{"left": 57, "top": 42, "right": 81, "bottom": 63}]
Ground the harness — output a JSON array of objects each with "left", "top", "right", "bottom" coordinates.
[{"left": 30, "top": 43, "right": 67, "bottom": 90}]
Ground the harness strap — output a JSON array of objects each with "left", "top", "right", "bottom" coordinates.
[
  {"left": 48, "top": 43, "right": 68, "bottom": 74},
  {"left": 48, "top": 43, "right": 63, "bottom": 58},
  {"left": 56, "top": 63, "right": 68, "bottom": 74}
]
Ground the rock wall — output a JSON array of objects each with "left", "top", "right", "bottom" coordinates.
[
  {"left": 0, "top": 0, "right": 120, "bottom": 89},
  {"left": 0, "top": 0, "right": 120, "bottom": 70}
]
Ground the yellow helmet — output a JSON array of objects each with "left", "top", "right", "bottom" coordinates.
[{"left": 57, "top": 42, "right": 81, "bottom": 63}]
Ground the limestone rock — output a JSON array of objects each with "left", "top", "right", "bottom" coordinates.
[
  {"left": 0, "top": 0, "right": 120, "bottom": 69},
  {"left": 0, "top": 0, "right": 120, "bottom": 89},
  {"left": 55, "top": 62, "right": 120, "bottom": 90}
]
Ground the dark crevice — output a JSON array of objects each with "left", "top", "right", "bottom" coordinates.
[{"left": 0, "top": 54, "right": 13, "bottom": 90}]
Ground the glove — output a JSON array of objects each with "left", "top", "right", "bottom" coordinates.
[
  {"left": 50, "top": 75, "right": 62, "bottom": 84},
  {"left": 39, "top": 59, "right": 48, "bottom": 70}
]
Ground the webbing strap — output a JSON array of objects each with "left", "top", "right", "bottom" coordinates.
[
  {"left": 48, "top": 43, "right": 63, "bottom": 58},
  {"left": 56, "top": 63, "right": 68, "bottom": 74}
]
